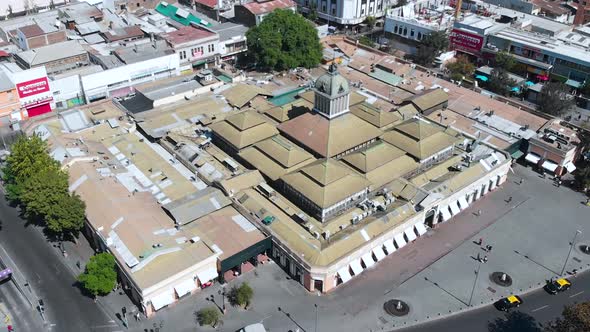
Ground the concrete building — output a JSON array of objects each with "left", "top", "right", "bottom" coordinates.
[
  {"left": 160, "top": 25, "right": 220, "bottom": 69},
  {"left": 14, "top": 23, "right": 67, "bottom": 50},
  {"left": 296, "top": 0, "right": 384, "bottom": 25},
  {"left": 0, "top": 70, "right": 19, "bottom": 120},
  {"left": 384, "top": 0, "right": 454, "bottom": 42},
  {"left": 209, "top": 22, "right": 248, "bottom": 63},
  {"left": 525, "top": 119, "right": 581, "bottom": 176},
  {"left": 234, "top": 0, "right": 297, "bottom": 26},
  {"left": 482, "top": 0, "right": 571, "bottom": 23},
  {"left": 13, "top": 40, "right": 90, "bottom": 75},
  {"left": 81, "top": 53, "right": 181, "bottom": 102}
]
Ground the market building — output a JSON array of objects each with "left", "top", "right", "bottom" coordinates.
[{"left": 525, "top": 119, "right": 581, "bottom": 176}]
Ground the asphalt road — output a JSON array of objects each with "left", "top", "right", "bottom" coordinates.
[
  {"left": 400, "top": 270, "right": 590, "bottom": 332},
  {"left": 0, "top": 193, "right": 118, "bottom": 332}
]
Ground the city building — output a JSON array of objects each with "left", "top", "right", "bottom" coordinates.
[
  {"left": 482, "top": 0, "right": 571, "bottom": 23},
  {"left": 574, "top": 0, "right": 590, "bottom": 25},
  {"left": 161, "top": 25, "right": 220, "bottom": 69},
  {"left": 384, "top": 0, "right": 454, "bottom": 42},
  {"left": 155, "top": 1, "right": 213, "bottom": 28},
  {"left": 0, "top": 70, "right": 19, "bottom": 121},
  {"left": 13, "top": 40, "right": 90, "bottom": 75},
  {"left": 14, "top": 23, "right": 67, "bottom": 50},
  {"left": 209, "top": 22, "right": 248, "bottom": 63},
  {"left": 295, "top": 0, "right": 384, "bottom": 25},
  {"left": 525, "top": 119, "right": 581, "bottom": 176},
  {"left": 234, "top": 0, "right": 297, "bottom": 26},
  {"left": 1, "top": 65, "right": 54, "bottom": 120}
]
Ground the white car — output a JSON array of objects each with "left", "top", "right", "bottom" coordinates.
[{"left": 240, "top": 323, "right": 267, "bottom": 332}]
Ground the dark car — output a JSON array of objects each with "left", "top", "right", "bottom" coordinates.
[
  {"left": 494, "top": 295, "right": 523, "bottom": 311},
  {"left": 544, "top": 278, "right": 571, "bottom": 295}
]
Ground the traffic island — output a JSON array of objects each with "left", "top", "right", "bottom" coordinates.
[
  {"left": 384, "top": 300, "right": 410, "bottom": 317},
  {"left": 579, "top": 244, "right": 590, "bottom": 255},
  {"left": 490, "top": 272, "right": 513, "bottom": 287}
]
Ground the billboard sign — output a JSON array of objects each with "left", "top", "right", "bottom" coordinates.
[
  {"left": 16, "top": 77, "right": 50, "bottom": 99},
  {"left": 449, "top": 29, "right": 484, "bottom": 54}
]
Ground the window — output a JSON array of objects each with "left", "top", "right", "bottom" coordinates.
[
  {"left": 394, "top": 25, "right": 398, "bottom": 34},
  {"left": 403, "top": 27, "right": 407, "bottom": 35},
  {"left": 179, "top": 50, "right": 187, "bottom": 60},
  {"left": 137, "top": 3, "right": 140, "bottom": 7},
  {"left": 417, "top": 32, "right": 422, "bottom": 40},
  {"left": 322, "top": 5, "right": 326, "bottom": 11},
  {"left": 410, "top": 29, "right": 414, "bottom": 37},
  {"left": 208, "top": 44, "right": 215, "bottom": 52},
  {"left": 332, "top": 7, "right": 336, "bottom": 14}
]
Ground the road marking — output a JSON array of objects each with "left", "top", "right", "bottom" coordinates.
[
  {"left": 569, "top": 291, "right": 584, "bottom": 298},
  {"left": 531, "top": 305, "right": 548, "bottom": 312}
]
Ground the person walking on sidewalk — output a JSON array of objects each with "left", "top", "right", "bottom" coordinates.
[
  {"left": 483, "top": 256, "right": 488, "bottom": 263},
  {"left": 486, "top": 245, "right": 493, "bottom": 252},
  {"left": 519, "top": 178, "right": 524, "bottom": 185},
  {"left": 478, "top": 238, "right": 483, "bottom": 245},
  {"left": 507, "top": 196, "right": 512, "bottom": 203}
]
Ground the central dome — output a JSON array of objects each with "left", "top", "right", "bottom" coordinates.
[{"left": 314, "top": 63, "right": 350, "bottom": 97}]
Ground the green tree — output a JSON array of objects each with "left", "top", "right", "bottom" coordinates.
[
  {"left": 487, "top": 68, "right": 516, "bottom": 96},
  {"left": 229, "top": 282, "right": 254, "bottom": 307},
  {"left": 358, "top": 36, "right": 374, "bottom": 47},
  {"left": 307, "top": 2, "right": 318, "bottom": 21},
  {"left": 574, "top": 165, "right": 590, "bottom": 192},
  {"left": 45, "top": 192, "right": 86, "bottom": 237},
  {"left": 2, "top": 134, "right": 59, "bottom": 202},
  {"left": 446, "top": 55, "right": 475, "bottom": 82},
  {"left": 77, "top": 253, "right": 117, "bottom": 298},
  {"left": 246, "top": 9, "right": 323, "bottom": 71},
  {"left": 365, "top": 16, "right": 376, "bottom": 30},
  {"left": 495, "top": 51, "right": 516, "bottom": 71},
  {"left": 394, "top": 0, "right": 408, "bottom": 7},
  {"left": 20, "top": 167, "right": 69, "bottom": 220},
  {"left": 545, "top": 301, "right": 590, "bottom": 332},
  {"left": 196, "top": 307, "right": 221, "bottom": 327},
  {"left": 413, "top": 31, "right": 448, "bottom": 66},
  {"left": 538, "top": 82, "right": 574, "bottom": 116}
]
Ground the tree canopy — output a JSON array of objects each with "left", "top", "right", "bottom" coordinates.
[
  {"left": 77, "top": 253, "right": 117, "bottom": 297},
  {"left": 545, "top": 301, "right": 590, "bottom": 332},
  {"left": 196, "top": 307, "right": 221, "bottom": 327},
  {"left": 447, "top": 55, "right": 475, "bottom": 82},
  {"left": 538, "top": 82, "right": 574, "bottom": 117},
  {"left": 495, "top": 51, "right": 516, "bottom": 71},
  {"left": 487, "top": 68, "right": 516, "bottom": 96},
  {"left": 229, "top": 282, "right": 254, "bottom": 307},
  {"left": 413, "top": 31, "right": 448, "bottom": 66},
  {"left": 488, "top": 311, "right": 542, "bottom": 332},
  {"left": 2, "top": 134, "right": 86, "bottom": 238},
  {"left": 246, "top": 9, "right": 322, "bottom": 71}
]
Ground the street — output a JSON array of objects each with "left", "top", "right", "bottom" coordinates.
[
  {"left": 400, "top": 269, "right": 590, "bottom": 332},
  {"left": 0, "top": 192, "right": 119, "bottom": 332}
]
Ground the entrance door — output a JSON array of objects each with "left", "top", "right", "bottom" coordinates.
[{"left": 314, "top": 279, "right": 323, "bottom": 293}]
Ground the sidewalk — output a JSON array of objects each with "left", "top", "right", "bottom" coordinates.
[{"left": 0, "top": 303, "right": 13, "bottom": 331}]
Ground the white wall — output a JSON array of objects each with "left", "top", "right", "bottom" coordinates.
[{"left": 50, "top": 74, "right": 83, "bottom": 108}]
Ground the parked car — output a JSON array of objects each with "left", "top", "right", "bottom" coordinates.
[
  {"left": 494, "top": 295, "right": 523, "bottom": 311},
  {"left": 544, "top": 278, "right": 571, "bottom": 295},
  {"left": 239, "top": 323, "right": 267, "bottom": 332}
]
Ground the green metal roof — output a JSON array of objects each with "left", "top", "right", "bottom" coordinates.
[{"left": 155, "top": 2, "right": 212, "bottom": 27}]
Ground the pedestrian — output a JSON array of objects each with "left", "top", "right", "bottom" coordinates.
[
  {"left": 486, "top": 245, "right": 493, "bottom": 252},
  {"left": 483, "top": 256, "right": 488, "bottom": 263},
  {"left": 478, "top": 238, "right": 483, "bottom": 245},
  {"left": 477, "top": 210, "right": 482, "bottom": 217},
  {"left": 76, "top": 260, "right": 80, "bottom": 269},
  {"left": 507, "top": 196, "right": 512, "bottom": 203},
  {"left": 572, "top": 269, "right": 578, "bottom": 276},
  {"left": 557, "top": 180, "right": 562, "bottom": 187},
  {"left": 519, "top": 178, "right": 524, "bottom": 185}
]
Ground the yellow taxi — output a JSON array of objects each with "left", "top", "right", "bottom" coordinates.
[
  {"left": 494, "top": 295, "right": 523, "bottom": 311},
  {"left": 544, "top": 278, "right": 572, "bottom": 295}
]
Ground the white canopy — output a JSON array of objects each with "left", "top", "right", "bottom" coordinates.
[
  {"left": 525, "top": 153, "right": 541, "bottom": 164},
  {"left": 150, "top": 290, "right": 175, "bottom": 311},
  {"left": 449, "top": 201, "right": 461, "bottom": 215},
  {"left": 440, "top": 207, "right": 452, "bottom": 222},
  {"left": 404, "top": 227, "right": 417, "bottom": 242},
  {"left": 373, "top": 246, "right": 386, "bottom": 261},
  {"left": 542, "top": 160, "right": 558, "bottom": 172},
  {"left": 565, "top": 161, "right": 576, "bottom": 173},
  {"left": 415, "top": 222, "right": 427, "bottom": 236},
  {"left": 337, "top": 266, "right": 352, "bottom": 283},
  {"left": 196, "top": 266, "right": 218, "bottom": 284},
  {"left": 174, "top": 278, "right": 197, "bottom": 297},
  {"left": 394, "top": 233, "right": 406, "bottom": 249},
  {"left": 383, "top": 239, "right": 396, "bottom": 254},
  {"left": 361, "top": 253, "right": 375, "bottom": 268},
  {"left": 350, "top": 259, "right": 363, "bottom": 276},
  {"left": 458, "top": 196, "right": 469, "bottom": 210}
]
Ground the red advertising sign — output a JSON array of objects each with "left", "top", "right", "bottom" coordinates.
[
  {"left": 449, "top": 29, "right": 484, "bottom": 54},
  {"left": 16, "top": 77, "right": 50, "bottom": 99}
]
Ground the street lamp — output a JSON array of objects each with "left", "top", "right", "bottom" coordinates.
[
  {"left": 560, "top": 230, "right": 582, "bottom": 276},
  {"left": 314, "top": 304, "right": 319, "bottom": 332},
  {"left": 468, "top": 260, "right": 482, "bottom": 306}
]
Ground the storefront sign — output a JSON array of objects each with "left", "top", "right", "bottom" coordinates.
[
  {"left": 450, "top": 29, "right": 484, "bottom": 54},
  {"left": 16, "top": 77, "right": 50, "bottom": 99}
]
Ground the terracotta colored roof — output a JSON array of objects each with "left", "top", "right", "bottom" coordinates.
[
  {"left": 531, "top": 0, "right": 569, "bottom": 15},
  {"left": 196, "top": 0, "right": 218, "bottom": 9},
  {"left": 242, "top": 0, "right": 296, "bottom": 15},
  {"left": 18, "top": 24, "right": 45, "bottom": 38},
  {"left": 161, "top": 26, "right": 216, "bottom": 47},
  {"left": 0, "top": 50, "right": 9, "bottom": 57},
  {"left": 102, "top": 26, "right": 145, "bottom": 43}
]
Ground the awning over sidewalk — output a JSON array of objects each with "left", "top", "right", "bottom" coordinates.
[
  {"left": 350, "top": 259, "right": 363, "bottom": 276},
  {"left": 394, "top": 233, "right": 406, "bottom": 249},
  {"left": 383, "top": 239, "right": 396, "bottom": 254},
  {"left": 174, "top": 278, "right": 197, "bottom": 297},
  {"left": 196, "top": 266, "right": 218, "bottom": 285},
  {"left": 440, "top": 207, "right": 452, "bottom": 222},
  {"left": 361, "top": 253, "right": 375, "bottom": 268},
  {"left": 542, "top": 160, "right": 558, "bottom": 173},
  {"left": 404, "top": 227, "right": 417, "bottom": 242},
  {"left": 415, "top": 222, "right": 427, "bottom": 236},
  {"left": 449, "top": 201, "right": 461, "bottom": 216},
  {"left": 337, "top": 266, "right": 352, "bottom": 283},
  {"left": 525, "top": 153, "right": 541, "bottom": 164},
  {"left": 150, "top": 290, "right": 175, "bottom": 311},
  {"left": 373, "top": 246, "right": 386, "bottom": 261},
  {"left": 458, "top": 196, "right": 469, "bottom": 210},
  {"left": 565, "top": 161, "right": 576, "bottom": 173}
]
